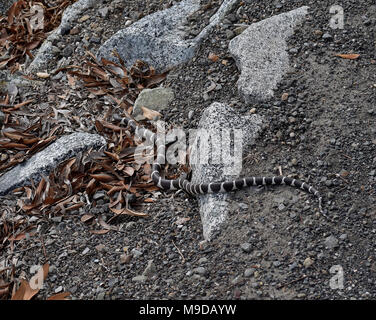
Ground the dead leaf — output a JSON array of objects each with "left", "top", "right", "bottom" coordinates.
[
  {"left": 110, "top": 207, "right": 148, "bottom": 217},
  {"left": 335, "top": 53, "right": 360, "bottom": 60},
  {"left": 141, "top": 106, "right": 161, "bottom": 120},
  {"left": 89, "top": 229, "right": 110, "bottom": 235},
  {"left": 208, "top": 52, "right": 219, "bottom": 62},
  {"left": 47, "top": 292, "right": 71, "bottom": 300},
  {"left": 81, "top": 214, "right": 94, "bottom": 223}
]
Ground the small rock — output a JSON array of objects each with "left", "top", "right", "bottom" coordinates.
[
  {"left": 233, "top": 25, "right": 248, "bottom": 35},
  {"left": 324, "top": 235, "right": 339, "bottom": 250},
  {"left": 225, "top": 29, "right": 235, "bottom": 39},
  {"left": 198, "top": 257, "right": 208, "bottom": 264},
  {"left": 131, "top": 248, "right": 143, "bottom": 258},
  {"left": 78, "top": 15, "right": 90, "bottom": 23},
  {"left": 98, "top": 7, "right": 109, "bottom": 18},
  {"left": 69, "top": 26, "right": 80, "bottom": 35},
  {"left": 322, "top": 33, "right": 333, "bottom": 40},
  {"left": 192, "top": 267, "right": 207, "bottom": 275},
  {"left": 238, "top": 203, "right": 248, "bottom": 210},
  {"left": 303, "top": 257, "right": 314, "bottom": 268},
  {"left": 95, "top": 244, "right": 106, "bottom": 252},
  {"left": 142, "top": 260, "right": 156, "bottom": 277},
  {"left": 281, "top": 92, "right": 289, "bottom": 101},
  {"left": 339, "top": 234, "right": 347, "bottom": 241},
  {"left": 55, "top": 286, "right": 63, "bottom": 293},
  {"left": 188, "top": 110, "right": 194, "bottom": 120},
  {"left": 132, "top": 275, "right": 147, "bottom": 282},
  {"left": 96, "top": 292, "right": 106, "bottom": 300},
  {"left": 132, "top": 87, "right": 174, "bottom": 117},
  {"left": 62, "top": 45, "right": 73, "bottom": 58},
  {"left": 244, "top": 268, "right": 255, "bottom": 277},
  {"left": 93, "top": 191, "right": 106, "bottom": 200},
  {"left": 120, "top": 254, "right": 132, "bottom": 264},
  {"left": 240, "top": 243, "right": 253, "bottom": 253},
  {"left": 231, "top": 275, "right": 243, "bottom": 285}
]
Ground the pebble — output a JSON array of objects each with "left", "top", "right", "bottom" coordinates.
[
  {"left": 225, "top": 30, "right": 235, "bottom": 39},
  {"left": 142, "top": 260, "right": 156, "bottom": 277},
  {"left": 120, "top": 254, "right": 132, "bottom": 264},
  {"left": 55, "top": 286, "right": 63, "bottom": 293},
  {"left": 322, "top": 33, "right": 333, "bottom": 40},
  {"left": 192, "top": 267, "right": 207, "bottom": 275},
  {"left": 131, "top": 248, "right": 143, "bottom": 258},
  {"left": 303, "top": 257, "right": 314, "bottom": 268},
  {"left": 188, "top": 110, "right": 194, "bottom": 120},
  {"left": 231, "top": 275, "right": 243, "bottom": 285},
  {"left": 82, "top": 247, "right": 90, "bottom": 255},
  {"left": 132, "top": 275, "right": 147, "bottom": 282},
  {"left": 273, "top": 260, "right": 281, "bottom": 267},
  {"left": 98, "top": 7, "right": 109, "bottom": 18},
  {"left": 78, "top": 15, "right": 90, "bottom": 23},
  {"left": 339, "top": 234, "right": 348, "bottom": 241},
  {"left": 198, "top": 257, "right": 208, "bottom": 264},
  {"left": 238, "top": 203, "right": 248, "bottom": 210},
  {"left": 240, "top": 243, "right": 253, "bottom": 253},
  {"left": 244, "top": 268, "right": 255, "bottom": 277},
  {"left": 324, "top": 236, "right": 339, "bottom": 250},
  {"left": 95, "top": 244, "right": 106, "bottom": 252},
  {"left": 96, "top": 292, "right": 106, "bottom": 300}
]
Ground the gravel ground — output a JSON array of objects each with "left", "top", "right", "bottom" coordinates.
[{"left": 1, "top": 0, "right": 375, "bottom": 300}]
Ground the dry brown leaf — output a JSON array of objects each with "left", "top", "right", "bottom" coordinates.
[
  {"left": 110, "top": 207, "right": 148, "bottom": 217},
  {"left": 89, "top": 229, "right": 110, "bottom": 235},
  {"left": 335, "top": 53, "right": 360, "bottom": 60},
  {"left": 47, "top": 292, "right": 71, "bottom": 300},
  {"left": 11, "top": 263, "right": 48, "bottom": 301},
  {"left": 123, "top": 166, "right": 135, "bottom": 176},
  {"left": 141, "top": 106, "right": 161, "bottom": 120},
  {"left": 90, "top": 173, "right": 115, "bottom": 183},
  {"left": 208, "top": 52, "right": 219, "bottom": 62},
  {"left": 81, "top": 214, "right": 94, "bottom": 223}
]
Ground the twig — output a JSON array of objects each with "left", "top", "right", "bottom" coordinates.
[
  {"left": 39, "top": 236, "right": 48, "bottom": 260},
  {"left": 172, "top": 240, "right": 185, "bottom": 263},
  {"left": 277, "top": 274, "right": 307, "bottom": 289}
]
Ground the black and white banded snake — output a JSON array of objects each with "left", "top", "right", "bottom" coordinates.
[{"left": 121, "top": 117, "right": 324, "bottom": 214}]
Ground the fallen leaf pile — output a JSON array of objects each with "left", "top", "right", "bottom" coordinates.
[
  {"left": 65, "top": 50, "right": 167, "bottom": 111},
  {"left": 0, "top": 52, "right": 174, "bottom": 246},
  {"left": 0, "top": 0, "right": 77, "bottom": 72}
]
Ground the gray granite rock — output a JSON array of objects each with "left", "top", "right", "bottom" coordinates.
[
  {"left": 132, "top": 87, "right": 174, "bottom": 118},
  {"left": 229, "top": 6, "right": 309, "bottom": 104},
  {"left": 96, "top": 0, "right": 239, "bottom": 73},
  {"left": 0, "top": 132, "right": 106, "bottom": 196},
  {"left": 27, "top": 0, "right": 97, "bottom": 73},
  {"left": 190, "top": 102, "right": 263, "bottom": 240}
]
